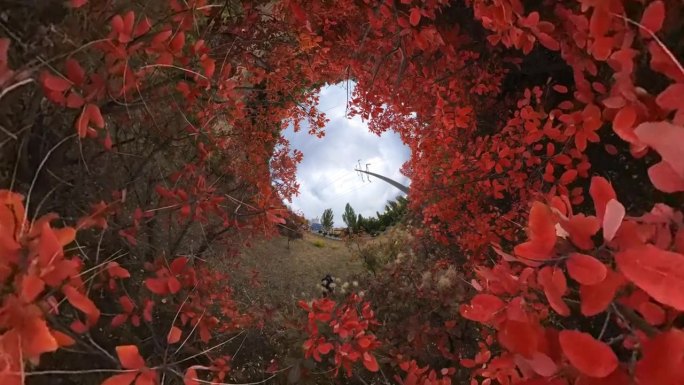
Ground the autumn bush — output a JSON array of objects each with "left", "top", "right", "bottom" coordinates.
[{"left": 1, "top": 0, "right": 684, "bottom": 384}]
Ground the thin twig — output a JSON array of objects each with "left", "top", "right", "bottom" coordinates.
[
  {"left": 85, "top": 334, "right": 119, "bottom": 364},
  {"left": 612, "top": 303, "right": 658, "bottom": 338},
  {"left": 24, "top": 368, "right": 139, "bottom": 376},
  {"left": 598, "top": 308, "right": 612, "bottom": 340},
  {"left": 168, "top": 331, "right": 245, "bottom": 366},
  {"left": 23, "top": 134, "right": 77, "bottom": 233},
  {"left": 0, "top": 78, "right": 34, "bottom": 101},
  {"left": 139, "top": 64, "right": 209, "bottom": 80},
  {"left": 173, "top": 309, "right": 206, "bottom": 355},
  {"left": 613, "top": 13, "right": 684, "bottom": 77}
]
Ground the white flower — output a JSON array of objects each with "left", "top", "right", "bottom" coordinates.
[{"left": 352, "top": 281, "right": 358, "bottom": 287}]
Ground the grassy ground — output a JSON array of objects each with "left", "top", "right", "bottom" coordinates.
[
  {"left": 231, "top": 232, "right": 367, "bottom": 311},
  {"left": 210, "top": 232, "right": 367, "bottom": 383}
]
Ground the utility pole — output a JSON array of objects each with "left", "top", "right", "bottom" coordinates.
[{"left": 354, "top": 168, "right": 409, "bottom": 194}]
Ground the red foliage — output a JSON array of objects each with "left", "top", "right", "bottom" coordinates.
[
  {"left": 299, "top": 294, "right": 381, "bottom": 376},
  {"left": 3, "top": 0, "right": 684, "bottom": 383}
]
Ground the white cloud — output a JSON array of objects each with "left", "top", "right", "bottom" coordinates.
[{"left": 282, "top": 83, "right": 411, "bottom": 225}]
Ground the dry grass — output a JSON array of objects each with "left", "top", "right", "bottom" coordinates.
[{"left": 229, "top": 232, "right": 366, "bottom": 311}]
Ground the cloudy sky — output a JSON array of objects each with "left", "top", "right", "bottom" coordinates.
[{"left": 282, "top": 83, "right": 411, "bottom": 225}]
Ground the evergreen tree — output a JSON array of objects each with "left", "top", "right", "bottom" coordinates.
[
  {"left": 342, "top": 203, "right": 358, "bottom": 234},
  {"left": 321, "top": 208, "right": 334, "bottom": 233}
]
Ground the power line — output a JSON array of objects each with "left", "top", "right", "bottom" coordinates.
[{"left": 324, "top": 180, "right": 369, "bottom": 200}]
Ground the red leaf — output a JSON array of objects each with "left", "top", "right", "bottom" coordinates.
[
  {"left": 409, "top": 8, "right": 421, "bottom": 27},
  {"left": 635, "top": 121, "right": 684, "bottom": 178},
  {"left": 459, "top": 294, "right": 505, "bottom": 323},
  {"left": 640, "top": 1, "right": 665, "bottom": 36},
  {"left": 602, "top": 199, "right": 625, "bottom": 242},
  {"left": 357, "top": 336, "right": 372, "bottom": 349},
  {"left": 42, "top": 72, "right": 71, "bottom": 92},
  {"left": 119, "top": 296, "right": 135, "bottom": 313},
  {"left": 514, "top": 202, "right": 557, "bottom": 261},
  {"left": 145, "top": 278, "right": 168, "bottom": 295},
  {"left": 635, "top": 329, "right": 684, "bottom": 385},
  {"left": 559, "top": 169, "right": 578, "bottom": 185},
  {"left": 537, "top": 33, "right": 559, "bottom": 51},
  {"left": 76, "top": 106, "right": 90, "bottom": 138},
  {"left": 167, "top": 276, "right": 182, "bottom": 294},
  {"left": 135, "top": 372, "right": 156, "bottom": 385},
  {"left": 317, "top": 342, "right": 333, "bottom": 354},
  {"left": 134, "top": 17, "right": 152, "bottom": 38},
  {"left": 0, "top": 332, "right": 21, "bottom": 385},
  {"left": 612, "top": 105, "right": 637, "bottom": 142},
  {"left": 604, "top": 144, "right": 618, "bottom": 155},
  {"left": 116, "top": 345, "right": 146, "bottom": 369},
  {"left": 38, "top": 222, "right": 63, "bottom": 265},
  {"left": 580, "top": 269, "right": 625, "bottom": 316},
  {"left": 108, "top": 262, "right": 131, "bottom": 278},
  {"left": 561, "top": 214, "right": 600, "bottom": 250},
  {"left": 362, "top": 352, "right": 379, "bottom": 372},
  {"left": 202, "top": 58, "right": 215, "bottom": 78},
  {"left": 602, "top": 96, "right": 625, "bottom": 109},
  {"left": 637, "top": 301, "right": 665, "bottom": 325},
  {"left": 54, "top": 226, "right": 76, "bottom": 246},
  {"left": 24, "top": 318, "right": 59, "bottom": 358},
  {"left": 524, "top": 352, "right": 558, "bottom": 377},
  {"left": 169, "top": 32, "right": 185, "bottom": 54},
  {"left": 63, "top": 285, "right": 101, "bottom": 326},
  {"left": 104, "top": 132, "right": 113, "bottom": 151},
  {"left": 589, "top": 177, "right": 616, "bottom": 221},
  {"left": 589, "top": 8, "right": 610, "bottom": 37},
  {"left": 111, "top": 15, "right": 124, "bottom": 34},
  {"left": 143, "top": 300, "right": 154, "bottom": 322},
  {"left": 647, "top": 161, "right": 684, "bottom": 193},
  {"left": 70, "top": 319, "right": 88, "bottom": 334},
  {"left": 180, "top": 204, "right": 191, "bottom": 217},
  {"left": 111, "top": 314, "right": 128, "bottom": 328},
  {"left": 52, "top": 330, "right": 75, "bottom": 347},
  {"left": 86, "top": 104, "right": 105, "bottom": 128},
  {"left": 21, "top": 275, "right": 45, "bottom": 302},
  {"left": 101, "top": 373, "right": 137, "bottom": 385},
  {"left": 567, "top": 253, "right": 607, "bottom": 285},
  {"left": 65, "top": 59, "right": 85, "bottom": 85},
  {"left": 167, "top": 326, "right": 182, "bottom": 344},
  {"left": 552, "top": 85, "right": 568, "bottom": 94},
  {"left": 559, "top": 330, "right": 617, "bottom": 378},
  {"left": 592, "top": 36, "right": 613, "bottom": 61},
  {"left": 170, "top": 257, "right": 188, "bottom": 274},
  {"left": 656, "top": 83, "right": 684, "bottom": 111},
  {"left": 538, "top": 267, "right": 570, "bottom": 316},
  {"left": 498, "top": 319, "right": 539, "bottom": 357},
  {"left": 184, "top": 367, "right": 200, "bottom": 385},
  {"left": 66, "top": 92, "right": 85, "bottom": 108},
  {"left": 615, "top": 245, "right": 684, "bottom": 310},
  {"left": 289, "top": 1, "right": 308, "bottom": 24}
]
